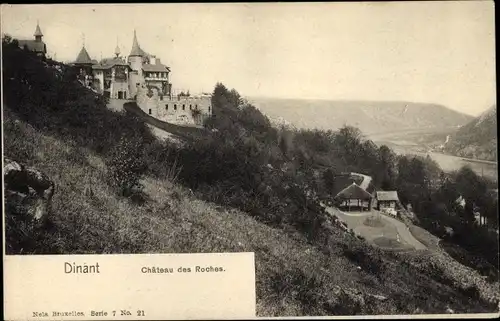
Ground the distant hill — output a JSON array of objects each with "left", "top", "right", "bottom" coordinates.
[
  {"left": 247, "top": 97, "right": 473, "bottom": 135},
  {"left": 444, "top": 105, "right": 497, "bottom": 162}
]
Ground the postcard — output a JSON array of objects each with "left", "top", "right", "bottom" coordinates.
[{"left": 2, "top": 2, "right": 498, "bottom": 320}]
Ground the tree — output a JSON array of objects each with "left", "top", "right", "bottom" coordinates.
[
  {"left": 322, "top": 168, "right": 335, "bottom": 194},
  {"left": 378, "top": 145, "right": 397, "bottom": 190}
]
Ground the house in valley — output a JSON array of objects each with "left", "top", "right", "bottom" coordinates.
[
  {"left": 334, "top": 182, "right": 373, "bottom": 212},
  {"left": 375, "top": 191, "right": 400, "bottom": 211},
  {"left": 330, "top": 173, "right": 376, "bottom": 212}
]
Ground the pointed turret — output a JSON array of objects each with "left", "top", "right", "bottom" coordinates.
[
  {"left": 129, "top": 29, "right": 143, "bottom": 57},
  {"left": 115, "top": 45, "right": 121, "bottom": 57},
  {"left": 74, "top": 46, "right": 93, "bottom": 65},
  {"left": 34, "top": 21, "right": 43, "bottom": 42}
]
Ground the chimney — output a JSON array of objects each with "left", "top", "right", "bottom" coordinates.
[{"left": 156, "top": 58, "right": 161, "bottom": 65}]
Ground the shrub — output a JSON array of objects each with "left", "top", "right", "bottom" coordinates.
[{"left": 106, "top": 136, "right": 147, "bottom": 198}]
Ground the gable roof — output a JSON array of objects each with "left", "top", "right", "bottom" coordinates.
[
  {"left": 142, "top": 63, "right": 170, "bottom": 72},
  {"left": 92, "top": 57, "right": 130, "bottom": 70},
  {"left": 18, "top": 40, "right": 46, "bottom": 54},
  {"left": 334, "top": 183, "right": 373, "bottom": 200},
  {"left": 74, "top": 46, "right": 93, "bottom": 65},
  {"left": 330, "top": 172, "right": 376, "bottom": 195},
  {"left": 376, "top": 191, "right": 399, "bottom": 201}
]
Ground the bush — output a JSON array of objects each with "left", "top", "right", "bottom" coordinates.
[{"left": 106, "top": 136, "right": 147, "bottom": 198}]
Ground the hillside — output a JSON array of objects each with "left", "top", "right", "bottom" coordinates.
[
  {"left": 4, "top": 106, "right": 499, "bottom": 316},
  {"left": 247, "top": 97, "right": 473, "bottom": 135},
  {"left": 3, "top": 37, "right": 499, "bottom": 316},
  {"left": 444, "top": 105, "right": 497, "bottom": 161}
]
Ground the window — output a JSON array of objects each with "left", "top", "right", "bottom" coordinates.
[
  {"left": 166, "top": 104, "right": 168, "bottom": 110},
  {"left": 148, "top": 109, "right": 152, "bottom": 115},
  {"left": 174, "top": 104, "right": 177, "bottom": 110},
  {"left": 189, "top": 105, "right": 192, "bottom": 110},
  {"left": 182, "top": 104, "right": 185, "bottom": 111},
  {"left": 208, "top": 106, "right": 211, "bottom": 113}
]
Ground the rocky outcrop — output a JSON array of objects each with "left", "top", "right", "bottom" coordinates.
[{"left": 4, "top": 158, "right": 55, "bottom": 226}]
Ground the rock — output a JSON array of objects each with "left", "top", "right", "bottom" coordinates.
[
  {"left": 371, "top": 294, "right": 388, "bottom": 301},
  {"left": 4, "top": 158, "right": 55, "bottom": 225}
]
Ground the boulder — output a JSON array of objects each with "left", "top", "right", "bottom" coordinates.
[{"left": 4, "top": 158, "right": 55, "bottom": 226}]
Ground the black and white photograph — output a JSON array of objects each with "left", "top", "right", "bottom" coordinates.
[{"left": 2, "top": 1, "right": 499, "bottom": 318}]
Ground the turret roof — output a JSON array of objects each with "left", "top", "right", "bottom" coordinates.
[
  {"left": 34, "top": 23, "right": 43, "bottom": 37},
  {"left": 74, "top": 46, "right": 93, "bottom": 65},
  {"left": 129, "top": 30, "right": 143, "bottom": 57}
]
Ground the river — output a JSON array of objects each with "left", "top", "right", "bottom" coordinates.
[{"left": 387, "top": 144, "right": 498, "bottom": 181}]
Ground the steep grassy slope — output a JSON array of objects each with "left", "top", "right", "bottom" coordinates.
[
  {"left": 248, "top": 97, "right": 473, "bottom": 135},
  {"left": 445, "top": 105, "right": 497, "bottom": 161},
  {"left": 4, "top": 106, "right": 499, "bottom": 316}
]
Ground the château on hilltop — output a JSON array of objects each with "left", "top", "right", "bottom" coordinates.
[{"left": 70, "top": 29, "right": 212, "bottom": 125}]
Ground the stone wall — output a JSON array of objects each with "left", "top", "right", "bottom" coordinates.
[
  {"left": 136, "top": 86, "right": 212, "bottom": 126},
  {"left": 111, "top": 80, "right": 129, "bottom": 99}
]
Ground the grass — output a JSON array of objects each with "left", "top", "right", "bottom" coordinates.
[
  {"left": 408, "top": 224, "right": 441, "bottom": 251},
  {"left": 363, "top": 215, "right": 386, "bottom": 228},
  {"left": 5, "top": 109, "right": 500, "bottom": 315},
  {"left": 373, "top": 237, "right": 415, "bottom": 252}
]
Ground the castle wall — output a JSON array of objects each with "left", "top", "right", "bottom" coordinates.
[
  {"left": 136, "top": 84, "right": 160, "bottom": 117},
  {"left": 94, "top": 71, "right": 104, "bottom": 92},
  {"left": 128, "top": 71, "right": 142, "bottom": 98},
  {"left": 136, "top": 85, "right": 212, "bottom": 126},
  {"left": 111, "top": 80, "right": 129, "bottom": 99}
]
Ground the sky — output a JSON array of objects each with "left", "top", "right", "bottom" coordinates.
[{"left": 1, "top": 2, "right": 496, "bottom": 116}]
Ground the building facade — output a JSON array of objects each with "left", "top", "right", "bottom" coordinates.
[
  {"left": 375, "top": 191, "right": 399, "bottom": 211},
  {"left": 17, "top": 22, "right": 47, "bottom": 58},
  {"left": 71, "top": 30, "right": 212, "bottom": 125}
]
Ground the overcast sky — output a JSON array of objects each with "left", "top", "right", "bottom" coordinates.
[{"left": 1, "top": 2, "right": 496, "bottom": 116}]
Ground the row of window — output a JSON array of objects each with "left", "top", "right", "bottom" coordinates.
[
  {"left": 149, "top": 106, "right": 211, "bottom": 115},
  {"left": 165, "top": 104, "right": 211, "bottom": 112},
  {"left": 145, "top": 72, "right": 168, "bottom": 78}
]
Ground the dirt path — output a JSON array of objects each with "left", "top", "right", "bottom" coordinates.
[
  {"left": 378, "top": 213, "right": 426, "bottom": 250},
  {"left": 351, "top": 172, "right": 372, "bottom": 190},
  {"left": 325, "top": 206, "right": 426, "bottom": 250}
]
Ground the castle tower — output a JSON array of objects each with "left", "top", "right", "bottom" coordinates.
[
  {"left": 34, "top": 21, "right": 43, "bottom": 42},
  {"left": 128, "top": 29, "right": 144, "bottom": 97},
  {"left": 128, "top": 30, "right": 144, "bottom": 72}
]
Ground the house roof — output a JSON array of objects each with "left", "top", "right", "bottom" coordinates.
[
  {"left": 18, "top": 40, "right": 46, "bottom": 53},
  {"left": 142, "top": 63, "right": 170, "bottom": 72},
  {"left": 376, "top": 191, "right": 399, "bottom": 202},
  {"left": 334, "top": 183, "right": 373, "bottom": 200},
  {"left": 74, "top": 46, "right": 93, "bottom": 65},
  {"left": 330, "top": 173, "right": 376, "bottom": 196},
  {"left": 92, "top": 57, "right": 130, "bottom": 70}
]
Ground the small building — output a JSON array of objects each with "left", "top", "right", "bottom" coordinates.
[
  {"left": 17, "top": 22, "right": 47, "bottom": 58},
  {"left": 376, "top": 191, "right": 399, "bottom": 211},
  {"left": 334, "top": 182, "right": 373, "bottom": 212},
  {"left": 72, "top": 46, "right": 94, "bottom": 87}
]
